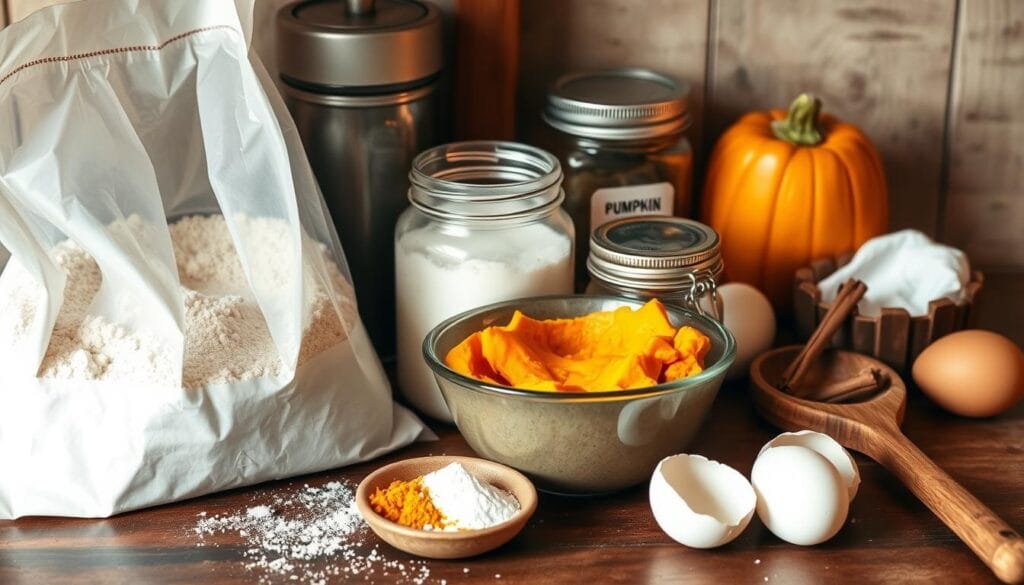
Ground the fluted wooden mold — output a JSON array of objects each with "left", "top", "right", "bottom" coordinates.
[{"left": 793, "top": 254, "right": 984, "bottom": 371}]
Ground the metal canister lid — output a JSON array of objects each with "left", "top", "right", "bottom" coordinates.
[
  {"left": 591, "top": 216, "right": 720, "bottom": 268},
  {"left": 277, "top": 0, "right": 442, "bottom": 90},
  {"left": 543, "top": 68, "right": 690, "bottom": 141}
]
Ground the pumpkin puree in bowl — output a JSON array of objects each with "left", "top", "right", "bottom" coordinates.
[{"left": 444, "top": 299, "right": 711, "bottom": 392}]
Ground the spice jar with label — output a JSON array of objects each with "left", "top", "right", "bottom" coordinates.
[
  {"left": 544, "top": 68, "right": 693, "bottom": 290},
  {"left": 395, "top": 141, "right": 575, "bottom": 422},
  {"left": 587, "top": 217, "right": 724, "bottom": 320}
]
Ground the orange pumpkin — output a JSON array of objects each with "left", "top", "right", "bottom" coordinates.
[{"left": 701, "top": 94, "right": 888, "bottom": 311}]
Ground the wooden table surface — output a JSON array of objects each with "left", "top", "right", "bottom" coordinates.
[{"left": 1, "top": 380, "right": 1022, "bottom": 585}]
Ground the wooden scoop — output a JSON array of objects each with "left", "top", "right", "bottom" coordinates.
[{"left": 751, "top": 346, "right": 1024, "bottom": 585}]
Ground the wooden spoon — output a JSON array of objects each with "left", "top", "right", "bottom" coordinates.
[{"left": 751, "top": 346, "right": 1024, "bottom": 585}]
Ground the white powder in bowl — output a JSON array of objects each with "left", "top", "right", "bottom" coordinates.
[
  {"left": 0, "top": 214, "right": 355, "bottom": 389},
  {"left": 421, "top": 463, "right": 520, "bottom": 531}
]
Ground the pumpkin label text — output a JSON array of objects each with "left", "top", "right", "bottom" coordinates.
[{"left": 590, "top": 182, "right": 674, "bottom": 232}]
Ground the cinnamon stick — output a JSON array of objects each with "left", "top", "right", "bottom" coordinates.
[
  {"left": 783, "top": 278, "right": 867, "bottom": 395},
  {"left": 824, "top": 382, "right": 886, "bottom": 404},
  {"left": 797, "top": 367, "right": 888, "bottom": 403}
]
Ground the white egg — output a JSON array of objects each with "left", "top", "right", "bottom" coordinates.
[
  {"left": 649, "top": 454, "right": 756, "bottom": 548},
  {"left": 759, "top": 431, "right": 860, "bottom": 501},
  {"left": 711, "top": 283, "right": 776, "bottom": 379},
  {"left": 751, "top": 445, "right": 849, "bottom": 546}
]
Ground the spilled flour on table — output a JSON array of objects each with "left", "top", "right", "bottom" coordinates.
[{"left": 193, "top": 480, "right": 435, "bottom": 584}]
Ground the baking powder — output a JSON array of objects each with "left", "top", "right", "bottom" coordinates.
[
  {"left": 395, "top": 222, "right": 572, "bottom": 420},
  {"left": 421, "top": 463, "right": 520, "bottom": 531}
]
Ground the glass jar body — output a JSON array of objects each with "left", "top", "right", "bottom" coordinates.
[
  {"left": 558, "top": 135, "right": 693, "bottom": 291},
  {"left": 586, "top": 269, "right": 723, "bottom": 321},
  {"left": 394, "top": 204, "right": 574, "bottom": 422}
]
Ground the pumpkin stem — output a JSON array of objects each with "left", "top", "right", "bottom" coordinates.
[{"left": 771, "top": 93, "right": 824, "bottom": 146}]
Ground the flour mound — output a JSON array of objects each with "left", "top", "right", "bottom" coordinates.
[
  {"left": 0, "top": 214, "right": 356, "bottom": 389},
  {"left": 421, "top": 463, "right": 520, "bottom": 530}
]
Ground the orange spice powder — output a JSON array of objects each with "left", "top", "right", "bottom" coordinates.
[{"left": 369, "top": 477, "right": 446, "bottom": 530}]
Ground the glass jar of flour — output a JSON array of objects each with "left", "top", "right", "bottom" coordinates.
[
  {"left": 544, "top": 68, "right": 692, "bottom": 291},
  {"left": 586, "top": 217, "right": 723, "bottom": 321},
  {"left": 395, "top": 141, "right": 575, "bottom": 421}
]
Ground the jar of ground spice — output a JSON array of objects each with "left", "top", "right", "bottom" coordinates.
[
  {"left": 544, "top": 68, "right": 693, "bottom": 290},
  {"left": 586, "top": 217, "right": 724, "bottom": 321}
]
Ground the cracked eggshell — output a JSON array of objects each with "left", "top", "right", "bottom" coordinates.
[
  {"left": 752, "top": 445, "right": 849, "bottom": 546},
  {"left": 759, "top": 431, "right": 860, "bottom": 502},
  {"left": 649, "top": 454, "right": 756, "bottom": 549}
]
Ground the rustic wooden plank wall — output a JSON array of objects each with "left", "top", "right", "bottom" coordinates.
[
  {"left": 517, "top": 0, "right": 711, "bottom": 179},
  {"left": 944, "top": 0, "right": 1024, "bottom": 270},
  {"left": 453, "top": 0, "right": 520, "bottom": 140}
]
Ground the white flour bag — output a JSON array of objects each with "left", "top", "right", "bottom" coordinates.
[{"left": 0, "top": 0, "right": 428, "bottom": 518}]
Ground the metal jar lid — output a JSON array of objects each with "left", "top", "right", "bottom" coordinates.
[
  {"left": 543, "top": 68, "right": 690, "bottom": 141},
  {"left": 588, "top": 217, "right": 722, "bottom": 292},
  {"left": 277, "top": 0, "right": 442, "bottom": 91}
]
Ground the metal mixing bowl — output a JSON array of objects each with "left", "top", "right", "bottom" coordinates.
[{"left": 423, "top": 295, "right": 736, "bottom": 495}]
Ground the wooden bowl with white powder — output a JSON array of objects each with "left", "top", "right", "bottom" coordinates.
[
  {"left": 794, "top": 255, "right": 984, "bottom": 371},
  {"left": 355, "top": 456, "right": 537, "bottom": 559}
]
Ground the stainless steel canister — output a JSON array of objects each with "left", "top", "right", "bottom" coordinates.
[{"left": 277, "top": 0, "right": 442, "bottom": 359}]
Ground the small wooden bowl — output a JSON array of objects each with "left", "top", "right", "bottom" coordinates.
[
  {"left": 355, "top": 455, "right": 537, "bottom": 559},
  {"left": 750, "top": 346, "right": 908, "bottom": 433},
  {"left": 793, "top": 254, "right": 984, "bottom": 371}
]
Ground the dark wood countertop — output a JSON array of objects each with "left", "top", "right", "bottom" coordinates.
[{"left": 2, "top": 378, "right": 1021, "bottom": 585}]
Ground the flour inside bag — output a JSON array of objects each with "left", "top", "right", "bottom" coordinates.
[{"left": 0, "top": 0, "right": 429, "bottom": 519}]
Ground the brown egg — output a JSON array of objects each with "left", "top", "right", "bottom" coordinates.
[{"left": 912, "top": 330, "right": 1024, "bottom": 418}]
